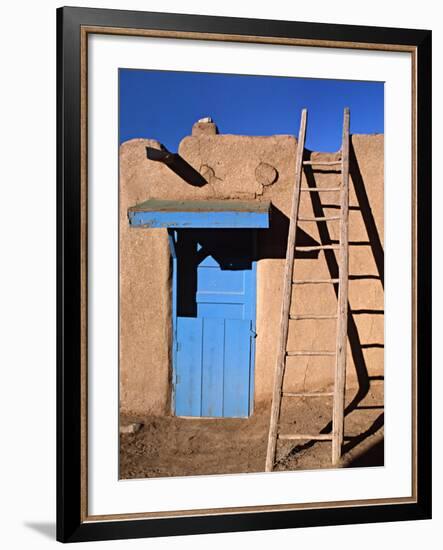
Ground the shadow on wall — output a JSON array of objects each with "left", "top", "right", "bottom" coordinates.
[
  {"left": 281, "top": 140, "right": 385, "bottom": 466},
  {"left": 146, "top": 145, "right": 208, "bottom": 187},
  {"left": 174, "top": 206, "right": 322, "bottom": 318},
  {"left": 259, "top": 204, "right": 321, "bottom": 260}
]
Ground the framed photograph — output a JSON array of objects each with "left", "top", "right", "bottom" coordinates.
[{"left": 57, "top": 6, "right": 431, "bottom": 543}]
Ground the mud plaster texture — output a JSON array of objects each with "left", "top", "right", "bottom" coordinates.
[
  {"left": 119, "top": 122, "right": 384, "bottom": 476},
  {"left": 120, "top": 385, "right": 384, "bottom": 478},
  {"left": 119, "top": 122, "right": 384, "bottom": 478}
]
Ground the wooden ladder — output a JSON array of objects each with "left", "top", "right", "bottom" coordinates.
[{"left": 265, "top": 107, "right": 350, "bottom": 471}]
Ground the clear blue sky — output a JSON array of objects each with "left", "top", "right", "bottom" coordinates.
[{"left": 119, "top": 69, "right": 383, "bottom": 152}]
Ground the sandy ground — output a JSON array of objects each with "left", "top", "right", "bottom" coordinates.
[{"left": 119, "top": 382, "right": 384, "bottom": 479}]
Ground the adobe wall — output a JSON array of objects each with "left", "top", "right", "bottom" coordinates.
[{"left": 119, "top": 121, "right": 384, "bottom": 417}]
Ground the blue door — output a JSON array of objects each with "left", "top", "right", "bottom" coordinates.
[{"left": 172, "top": 230, "right": 256, "bottom": 417}]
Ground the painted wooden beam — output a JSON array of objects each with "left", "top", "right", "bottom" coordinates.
[{"left": 128, "top": 199, "right": 271, "bottom": 229}]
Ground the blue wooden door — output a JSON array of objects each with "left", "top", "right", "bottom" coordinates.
[{"left": 173, "top": 230, "right": 256, "bottom": 417}]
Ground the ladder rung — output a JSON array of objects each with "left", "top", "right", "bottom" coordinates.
[
  {"left": 300, "top": 187, "right": 340, "bottom": 192},
  {"left": 286, "top": 351, "right": 336, "bottom": 356},
  {"left": 278, "top": 433, "right": 333, "bottom": 441},
  {"left": 290, "top": 314, "right": 337, "bottom": 320},
  {"left": 266, "top": 108, "right": 351, "bottom": 473},
  {"left": 303, "top": 160, "right": 341, "bottom": 166},
  {"left": 293, "top": 278, "right": 339, "bottom": 284},
  {"left": 296, "top": 245, "right": 340, "bottom": 251},
  {"left": 282, "top": 392, "right": 334, "bottom": 398},
  {"left": 298, "top": 216, "right": 341, "bottom": 222}
]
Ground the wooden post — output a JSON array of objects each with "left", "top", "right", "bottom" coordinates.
[
  {"left": 265, "top": 109, "right": 307, "bottom": 472},
  {"left": 332, "top": 108, "right": 350, "bottom": 465}
]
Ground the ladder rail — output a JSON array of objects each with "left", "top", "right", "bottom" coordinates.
[
  {"left": 265, "top": 109, "right": 308, "bottom": 472},
  {"left": 265, "top": 108, "right": 350, "bottom": 471},
  {"left": 332, "top": 108, "right": 350, "bottom": 464}
]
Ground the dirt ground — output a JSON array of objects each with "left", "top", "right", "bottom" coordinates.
[{"left": 119, "top": 381, "right": 384, "bottom": 479}]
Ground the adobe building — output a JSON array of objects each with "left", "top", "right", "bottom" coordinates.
[{"left": 119, "top": 118, "right": 384, "bottom": 419}]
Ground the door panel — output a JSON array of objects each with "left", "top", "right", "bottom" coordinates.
[
  {"left": 175, "top": 317, "right": 252, "bottom": 417},
  {"left": 175, "top": 317, "right": 203, "bottom": 417},
  {"left": 197, "top": 260, "right": 245, "bottom": 292},
  {"left": 201, "top": 318, "right": 225, "bottom": 417},
  {"left": 223, "top": 319, "right": 252, "bottom": 417},
  {"left": 174, "top": 230, "right": 256, "bottom": 417},
  {"left": 197, "top": 303, "right": 244, "bottom": 319}
]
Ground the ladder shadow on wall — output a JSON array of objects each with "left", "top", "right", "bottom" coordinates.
[
  {"left": 283, "top": 143, "right": 385, "bottom": 465},
  {"left": 259, "top": 203, "right": 321, "bottom": 261}
]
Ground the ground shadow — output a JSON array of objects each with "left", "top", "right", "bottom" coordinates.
[
  {"left": 342, "top": 412, "right": 384, "bottom": 455},
  {"left": 24, "top": 522, "right": 56, "bottom": 540},
  {"left": 346, "top": 438, "right": 384, "bottom": 468}
]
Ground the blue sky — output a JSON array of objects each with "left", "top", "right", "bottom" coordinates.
[{"left": 119, "top": 69, "right": 384, "bottom": 152}]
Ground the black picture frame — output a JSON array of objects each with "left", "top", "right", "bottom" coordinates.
[{"left": 57, "top": 6, "right": 432, "bottom": 543}]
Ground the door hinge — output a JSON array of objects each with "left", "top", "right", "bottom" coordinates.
[
  {"left": 250, "top": 329, "right": 257, "bottom": 338},
  {"left": 175, "top": 340, "right": 181, "bottom": 351}
]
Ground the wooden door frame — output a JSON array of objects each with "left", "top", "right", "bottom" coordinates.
[{"left": 168, "top": 228, "right": 258, "bottom": 417}]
